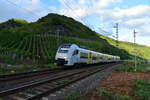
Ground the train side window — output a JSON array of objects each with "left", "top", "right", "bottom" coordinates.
[
  {"left": 73, "top": 50, "right": 79, "bottom": 55},
  {"left": 76, "top": 50, "right": 79, "bottom": 54}
]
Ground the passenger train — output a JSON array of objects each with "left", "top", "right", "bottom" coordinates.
[{"left": 55, "top": 44, "right": 120, "bottom": 66}]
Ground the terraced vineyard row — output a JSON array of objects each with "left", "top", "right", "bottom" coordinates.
[{"left": 0, "top": 33, "right": 63, "bottom": 63}]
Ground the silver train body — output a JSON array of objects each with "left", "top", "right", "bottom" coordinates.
[{"left": 55, "top": 44, "right": 120, "bottom": 66}]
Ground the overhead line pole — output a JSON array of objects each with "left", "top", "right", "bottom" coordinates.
[
  {"left": 133, "top": 29, "right": 137, "bottom": 71},
  {"left": 114, "top": 23, "right": 119, "bottom": 47},
  {"left": 56, "top": 26, "right": 64, "bottom": 47},
  {"left": 56, "top": 29, "right": 60, "bottom": 47}
]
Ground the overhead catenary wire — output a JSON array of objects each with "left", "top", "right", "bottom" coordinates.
[
  {"left": 61, "top": 0, "right": 91, "bottom": 27},
  {"left": 67, "top": 0, "right": 94, "bottom": 29},
  {"left": 0, "top": 16, "right": 8, "bottom": 22},
  {"left": 98, "top": 27, "right": 116, "bottom": 37},
  {"left": 4, "top": 0, "right": 40, "bottom": 20}
]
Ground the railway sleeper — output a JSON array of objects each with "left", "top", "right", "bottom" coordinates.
[{"left": 5, "top": 95, "right": 25, "bottom": 100}]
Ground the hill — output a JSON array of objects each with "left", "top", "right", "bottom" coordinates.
[
  {"left": 100, "top": 36, "right": 150, "bottom": 60},
  {"left": 0, "top": 13, "right": 149, "bottom": 64},
  {"left": 0, "top": 19, "right": 28, "bottom": 29}
]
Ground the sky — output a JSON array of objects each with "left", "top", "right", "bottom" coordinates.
[{"left": 0, "top": 0, "right": 150, "bottom": 46}]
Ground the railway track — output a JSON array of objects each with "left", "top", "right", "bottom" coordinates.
[
  {"left": 0, "top": 68, "right": 62, "bottom": 81},
  {"left": 0, "top": 68, "right": 65, "bottom": 92},
  {"left": 0, "top": 63, "right": 121, "bottom": 100}
]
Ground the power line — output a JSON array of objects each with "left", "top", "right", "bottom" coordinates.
[
  {"left": 98, "top": 27, "right": 115, "bottom": 37},
  {"left": 4, "top": 0, "right": 40, "bottom": 20},
  {"left": 0, "top": 16, "right": 9, "bottom": 22},
  {"left": 61, "top": 0, "right": 91, "bottom": 34},
  {"left": 62, "top": 0, "right": 91, "bottom": 27},
  {"left": 4, "top": 0, "right": 53, "bottom": 20}
]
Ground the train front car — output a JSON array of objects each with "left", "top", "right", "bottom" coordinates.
[{"left": 55, "top": 44, "right": 79, "bottom": 66}]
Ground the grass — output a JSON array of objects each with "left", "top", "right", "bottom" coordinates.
[
  {"left": 117, "top": 62, "right": 150, "bottom": 72},
  {"left": 0, "top": 63, "right": 58, "bottom": 75},
  {"left": 65, "top": 90, "right": 84, "bottom": 100},
  {"left": 134, "top": 80, "right": 150, "bottom": 100},
  {"left": 98, "top": 88, "right": 132, "bottom": 100},
  {"left": 100, "top": 35, "right": 150, "bottom": 60}
]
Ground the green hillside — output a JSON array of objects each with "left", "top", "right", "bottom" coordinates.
[
  {"left": 0, "top": 18, "right": 28, "bottom": 29},
  {"left": 0, "top": 13, "right": 149, "bottom": 64},
  {"left": 100, "top": 36, "right": 150, "bottom": 60}
]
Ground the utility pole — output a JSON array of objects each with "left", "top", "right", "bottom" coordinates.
[
  {"left": 133, "top": 29, "right": 137, "bottom": 71},
  {"left": 114, "top": 23, "right": 119, "bottom": 46},
  {"left": 56, "top": 26, "right": 64, "bottom": 47},
  {"left": 56, "top": 29, "right": 60, "bottom": 47}
]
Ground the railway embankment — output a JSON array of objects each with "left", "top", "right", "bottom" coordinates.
[{"left": 86, "top": 63, "right": 150, "bottom": 100}]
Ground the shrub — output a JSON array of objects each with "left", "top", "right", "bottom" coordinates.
[
  {"left": 65, "top": 90, "right": 83, "bottom": 100},
  {"left": 117, "top": 63, "right": 150, "bottom": 72},
  {"left": 98, "top": 88, "right": 132, "bottom": 100},
  {"left": 134, "top": 80, "right": 150, "bottom": 100}
]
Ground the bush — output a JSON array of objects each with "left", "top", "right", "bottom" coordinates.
[
  {"left": 117, "top": 63, "right": 150, "bottom": 72},
  {"left": 65, "top": 90, "right": 83, "bottom": 100},
  {"left": 98, "top": 88, "right": 132, "bottom": 100},
  {"left": 134, "top": 80, "right": 150, "bottom": 100}
]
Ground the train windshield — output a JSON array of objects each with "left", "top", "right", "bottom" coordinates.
[
  {"left": 61, "top": 44, "right": 71, "bottom": 48},
  {"left": 58, "top": 49, "right": 68, "bottom": 53}
]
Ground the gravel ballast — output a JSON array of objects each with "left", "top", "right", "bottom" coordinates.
[{"left": 42, "top": 64, "right": 121, "bottom": 100}]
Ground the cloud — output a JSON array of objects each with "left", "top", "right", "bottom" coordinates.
[
  {"left": 59, "top": 0, "right": 122, "bottom": 18},
  {"left": 59, "top": 0, "right": 88, "bottom": 18},
  {"left": 0, "top": 0, "right": 150, "bottom": 46},
  {"left": 112, "top": 5, "right": 150, "bottom": 19},
  {"left": 95, "top": 0, "right": 122, "bottom": 9},
  {"left": 58, "top": 0, "right": 150, "bottom": 46},
  {"left": 108, "top": 6, "right": 150, "bottom": 38},
  {"left": 124, "top": 17, "right": 149, "bottom": 28}
]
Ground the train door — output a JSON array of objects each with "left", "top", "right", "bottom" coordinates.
[
  {"left": 71, "top": 50, "right": 79, "bottom": 65},
  {"left": 97, "top": 54, "right": 99, "bottom": 63},
  {"left": 88, "top": 52, "right": 92, "bottom": 64}
]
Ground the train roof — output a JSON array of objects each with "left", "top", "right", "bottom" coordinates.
[{"left": 61, "top": 43, "right": 120, "bottom": 57}]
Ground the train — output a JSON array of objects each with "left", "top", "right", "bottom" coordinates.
[{"left": 55, "top": 44, "right": 120, "bottom": 66}]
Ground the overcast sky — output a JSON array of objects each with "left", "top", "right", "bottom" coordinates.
[{"left": 0, "top": 0, "right": 150, "bottom": 46}]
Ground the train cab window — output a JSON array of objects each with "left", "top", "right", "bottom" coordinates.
[
  {"left": 61, "top": 44, "right": 71, "bottom": 48},
  {"left": 58, "top": 50, "right": 68, "bottom": 53},
  {"left": 73, "top": 50, "right": 79, "bottom": 55}
]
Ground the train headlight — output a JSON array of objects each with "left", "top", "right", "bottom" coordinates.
[{"left": 63, "top": 56, "right": 67, "bottom": 59}]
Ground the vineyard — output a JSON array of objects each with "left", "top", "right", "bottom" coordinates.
[
  {"left": 0, "top": 13, "right": 149, "bottom": 64},
  {"left": 0, "top": 33, "right": 130, "bottom": 64},
  {"left": 0, "top": 33, "right": 60, "bottom": 64}
]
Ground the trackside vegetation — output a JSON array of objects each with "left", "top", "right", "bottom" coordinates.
[
  {"left": 134, "top": 80, "right": 150, "bottom": 100},
  {"left": 65, "top": 90, "right": 84, "bottom": 100},
  {"left": 97, "top": 88, "right": 132, "bottom": 100},
  {"left": 117, "top": 62, "right": 150, "bottom": 72},
  {"left": 0, "top": 64, "right": 57, "bottom": 75},
  {"left": 117, "top": 62, "right": 150, "bottom": 100}
]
